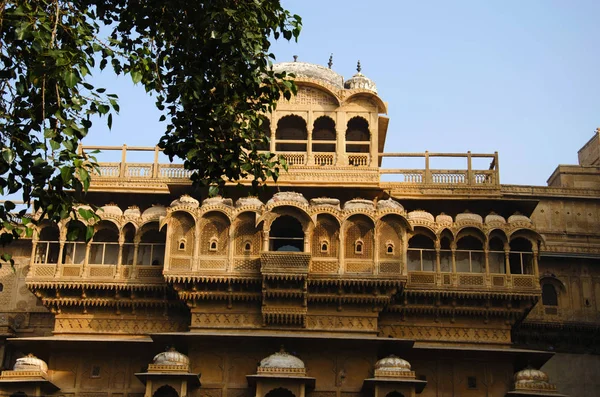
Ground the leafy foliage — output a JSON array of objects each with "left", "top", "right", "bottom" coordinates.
[{"left": 0, "top": 0, "right": 301, "bottom": 265}]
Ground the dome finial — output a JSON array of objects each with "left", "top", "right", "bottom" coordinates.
[
  {"left": 293, "top": 55, "right": 298, "bottom": 62},
  {"left": 328, "top": 54, "right": 333, "bottom": 69},
  {"left": 357, "top": 60, "right": 361, "bottom": 73}
]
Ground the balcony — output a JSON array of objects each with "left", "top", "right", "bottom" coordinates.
[{"left": 79, "top": 145, "right": 499, "bottom": 192}]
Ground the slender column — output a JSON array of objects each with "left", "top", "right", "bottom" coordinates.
[
  {"left": 55, "top": 241, "right": 65, "bottom": 278},
  {"left": 303, "top": 231, "right": 310, "bottom": 253},
  {"left": 434, "top": 239, "right": 441, "bottom": 273},
  {"left": 120, "top": 144, "right": 127, "bottom": 178},
  {"left": 424, "top": 151, "right": 431, "bottom": 183},
  {"left": 369, "top": 114, "right": 378, "bottom": 168},
  {"left": 339, "top": 227, "right": 345, "bottom": 275},
  {"left": 484, "top": 248, "right": 490, "bottom": 274},
  {"left": 504, "top": 244, "right": 511, "bottom": 276},
  {"left": 181, "top": 380, "right": 188, "bottom": 397},
  {"left": 152, "top": 146, "right": 160, "bottom": 178},
  {"left": 270, "top": 117, "right": 277, "bottom": 153},
  {"left": 193, "top": 220, "right": 201, "bottom": 271},
  {"left": 263, "top": 230, "right": 270, "bottom": 252},
  {"left": 467, "top": 151, "right": 473, "bottom": 185},
  {"left": 82, "top": 242, "right": 91, "bottom": 277},
  {"left": 228, "top": 227, "right": 235, "bottom": 271},
  {"left": 335, "top": 111, "right": 347, "bottom": 166},
  {"left": 532, "top": 247, "right": 539, "bottom": 277},
  {"left": 306, "top": 111, "right": 313, "bottom": 165},
  {"left": 450, "top": 242, "right": 457, "bottom": 286},
  {"left": 132, "top": 240, "right": 140, "bottom": 278},
  {"left": 373, "top": 224, "right": 379, "bottom": 275},
  {"left": 115, "top": 234, "right": 124, "bottom": 279},
  {"left": 144, "top": 380, "right": 152, "bottom": 397}
]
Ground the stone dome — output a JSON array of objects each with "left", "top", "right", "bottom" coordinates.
[
  {"left": 14, "top": 354, "right": 48, "bottom": 374},
  {"left": 374, "top": 355, "right": 411, "bottom": 372},
  {"left": 514, "top": 367, "right": 550, "bottom": 385},
  {"left": 170, "top": 195, "right": 200, "bottom": 208},
  {"left": 101, "top": 203, "right": 123, "bottom": 217},
  {"left": 344, "top": 198, "right": 375, "bottom": 211},
  {"left": 153, "top": 348, "right": 190, "bottom": 367},
  {"left": 273, "top": 61, "right": 344, "bottom": 89},
  {"left": 124, "top": 206, "right": 141, "bottom": 217},
  {"left": 259, "top": 348, "right": 305, "bottom": 370},
  {"left": 344, "top": 61, "right": 377, "bottom": 93},
  {"left": 376, "top": 198, "right": 404, "bottom": 211}
]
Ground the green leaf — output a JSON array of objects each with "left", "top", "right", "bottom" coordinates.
[
  {"left": 63, "top": 70, "right": 80, "bottom": 88},
  {"left": 2, "top": 149, "right": 15, "bottom": 164}
]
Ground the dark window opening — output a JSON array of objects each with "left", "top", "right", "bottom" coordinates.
[
  {"left": 346, "top": 117, "right": 370, "bottom": 153},
  {"left": 312, "top": 116, "right": 336, "bottom": 153},
  {"left": 542, "top": 284, "right": 558, "bottom": 306},
  {"left": 244, "top": 242, "right": 252, "bottom": 252},
  {"left": 276, "top": 115, "right": 307, "bottom": 152},
  {"left": 91, "top": 365, "right": 101, "bottom": 378},
  {"left": 210, "top": 240, "right": 218, "bottom": 251},
  {"left": 355, "top": 241, "right": 363, "bottom": 254},
  {"left": 269, "top": 216, "right": 304, "bottom": 252},
  {"left": 467, "top": 376, "right": 477, "bottom": 389}
]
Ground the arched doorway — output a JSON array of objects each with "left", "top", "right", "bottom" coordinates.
[
  {"left": 265, "top": 387, "right": 295, "bottom": 397},
  {"left": 153, "top": 385, "right": 179, "bottom": 397}
]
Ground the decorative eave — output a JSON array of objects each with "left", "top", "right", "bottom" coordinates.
[
  {"left": 0, "top": 370, "right": 59, "bottom": 394},
  {"left": 403, "top": 289, "right": 540, "bottom": 300},
  {"left": 246, "top": 374, "right": 316, "bottom": 388},
  {"left": 135, "top": 371, "right": 201, "bottom": 388}
]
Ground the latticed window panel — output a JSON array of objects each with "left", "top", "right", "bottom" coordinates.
[
  {"left": 200, "top": 213, "right": 229, "bottom": 256},
  {"left": 345, "top": 219, "right": 374, "bottom": 259},
  {"left": 233, "top": 258, "right": 261, "bottom": 272},
  {"left": 346, "top": 261, "right": 373, "bottom": 273},
  {"left": 409, "top": 273, "right": 435, "bottom": 285},
  {"left": 198, "top": 259, "right": 227, "bottom": 270},
  {"left": 233, "top": 213, "right": 261, "bottom": 255},
  {"left": 513, "top": 275, "right": 535, "bottom": 288},
  {"left": 378, "top": 219, "right": 403, "bottom": 259},
  {"left": 458, "top": 274, "right": 485, "bottom": 286},
  {"left": 379, "top": 261, "right": 401, "bottom": 274},
  {"left": 312, "top": 217, "right": 339, "bottom": 258},
  {"left": 170, "top": 213, "right": 195, "bottom": 256},
  {"left": 310, "top": 260, "right": 339, "bottom": 273},
  {"left": 170, "top": 257, "right": 192, "bottom": 271}
]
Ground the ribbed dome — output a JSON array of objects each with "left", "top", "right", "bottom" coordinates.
[
  {"left": 259, "top": 348, "right": 305, "bottom": 370},
  {"left": 344, "top": 61, "right": 377, "bottom": 93},
  {"left": 514, "top": 367, "right": 550, "bottom": 384},
  {"left": 273, "top": 61, "right": 344, "bottom": 89},
  {"left": 374, "top": 355, "right": 411, "bottom": 372},
  {"left": 152, "top": 348, "right": 190, "bottom": 366},
  {"left": 14, "top": 354, "right": 48, "bottom": 374}
]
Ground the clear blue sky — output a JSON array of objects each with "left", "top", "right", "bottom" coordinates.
[{"left": 83, "top": 0, "right": 600, "bottom": 186}]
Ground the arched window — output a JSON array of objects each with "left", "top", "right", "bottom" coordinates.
[
  {"left": 345, "top": 116, "right": 370, "bottom": 153},
  {"left": 256, "top": 117, "right": 270, "bottom": 151},
  {"left": 386, "top": 242, "right": 394, "bottom": 254},
  {"left": 122, "top": 224, "right": 136, "bottom": 265},
  {"left": 509, "top": 238, "right": 534, "bottom": 274},
  {"left": 244, "top": 241, "right": 252, "bottom": 252},
  {"left": 355, "top": 240, "right": 364, "bottom": 254},
  {"left": 312, "top": 116, "right": 336, "bottom": 153},
  {"left": 321, "top": 241, "right": 329, "bottom": 253},
  {"left": 542, "top": 283, "right": 558, "bottom": 306},
  {"left": 407, "top": 234, "right": 435, "bottom": 272},
  {"left": 89, "top": 222, "right": 119, "bottom": 265},
  {"left": 209, "top": 238, "right": 218, "bottom": 251},
  {"left": 456, "top": 235, "right": 484, "bottom": 273},
  {"left": 276, "top": 115, "right": 307, "bottom": 152},
  {"left": 488, "top": 236, "right": 505, "bottom": 274},
  {"left": 138, "top": 222, "right": 166, "bottom": 266},
  {"left": 35, "top": 224, "right": 60, "bottom": 264},
  {"left": 178, "top": 238, "right": 187, "bottom": 251},
  {"left": 62, "top": 221, "right": 87, "bottom": 265},
  {"left": 269, "top": 215, "right": 304, "bottom": 252}
]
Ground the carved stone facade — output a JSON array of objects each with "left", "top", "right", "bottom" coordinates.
[{"left": 1, "top": 63, "right": 598, "bottom": 397}]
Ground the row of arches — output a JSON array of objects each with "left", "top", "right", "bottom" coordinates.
[
  {"left": 270, "top": 114, "right": 370, "bottom": 153},
  {"left": 34, "top": 220, "right": 165, "bottom": 267},
  {"left": 407, "top": 227, "right": 537, "bottom": 275}
]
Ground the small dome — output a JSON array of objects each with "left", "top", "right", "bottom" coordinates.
[
  {"left": 101, "top": 203, "right": 123, "bottom": 217},
  {"left": 14, "top": 354, "right": 48, "bottom": 374},
  {"left": 202, "top": 196, "right": 233, "bottom": 207},
  {"left": 142, "top": 205, "right": 167, "bottom": 219},
  {"left": 344, "top": 61, "right": 377, "bottom": 93},
  {"left": 514, "top": 367, "right": 550, "bottom": 384},
  {"left": 344, "top": 198, "right": 375, "bottom": 211},
  {"left": 273, "top": 61, "right": 344, "bottom": 89},
  {"left": 377, "top": 198, "right": 404, "bottom": 212},
  {"left": 236, "top": 196, "right": 263, "bottom": 208},
  {"left": 456, "top": 212, "right": 483, "bottom": 224},
  {"left": 436, "top": 213, "right": 453, "bottom": 225},
  {"left": 260, "top": 348, "right": 305, "bottom": 370},
  {"left": 124, "top": 206, "right": 141, "bottom": 217},
  {"left": 408, "top": 210, "right": 434, "bottom": 222},
  {"left": 485, "top": 213, "right": 506, "bottom": 224},
  {"left": 170, "top": 195, "right": 200, "bottom": 208},
  {"left": 267, "top": 192, "right": 309, "bottom": 206},
  {"left": 153, "top": 348, "right": 190, "bottom": 366},
  {"left": 310, "top": 197, "right": 341, "bottom": 209},
  {"left": 508, "top": 213, "right": 532, "bottom": 224},
  {"left": 375, "top": 355, "right": 411, "bottom": 372}
]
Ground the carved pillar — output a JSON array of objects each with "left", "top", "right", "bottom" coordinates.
[
  {"left": 339, "top": 226, "right": 345, "bottom": 275},
  {"left": 336, "top": 111, "right": 347, "bottom": 166},
  {"left": 132, "top": 238, "right": 140, "bottom": 279},
  {"left": 263, "top": 229, "right": 270, "bottom": 252},
  {"left": 270, "top": 117, "right": 277, "bottom": 153},
  {"left": 451, "top": 242, "right": 457, "bottom": 286},
  {"left": 54, "top": 240, "right": 65, "bottom": 278},
  {"left": 369, "top": 114, "right": 378, "bottom": 168},
  {"left": 484, "top": 248, "right": 490, "bottom": 287},
  {"left": 532, "top": 246, "right": 539, "bottom": 277},
  {"left": 193, "top": 219, "right": 201, "bottom": 271},
  {"left": 504, "top": 244, "right": 511, "bottom": 276},
  {"left": 373, "top": 223, "right": 379, "bottom": 275},
  {"left": 115, "top": 233, "right": 124, "bottom": 279},
  {"left": 82, "top": 241, "right": 91, "bottom": 277},
  {"left": 306, "top": 111, "right": 313, "bottom": 165},
  {"left": 434, "top": 239, "right": 441, "bottom": 273},
  {"left": 228, "top": 227, "right": 235, "bottom": 271}
]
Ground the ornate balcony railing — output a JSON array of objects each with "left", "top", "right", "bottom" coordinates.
[
  {"left": 406, "top": 271, "right": 539, "bottom": 292},
  {"left": 80, "top": 145, "right": 499, "bottom": 187}
]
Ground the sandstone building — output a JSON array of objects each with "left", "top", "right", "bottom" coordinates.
[{"left": 0, "top": 61, "right": 598, "bottom": 396}]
